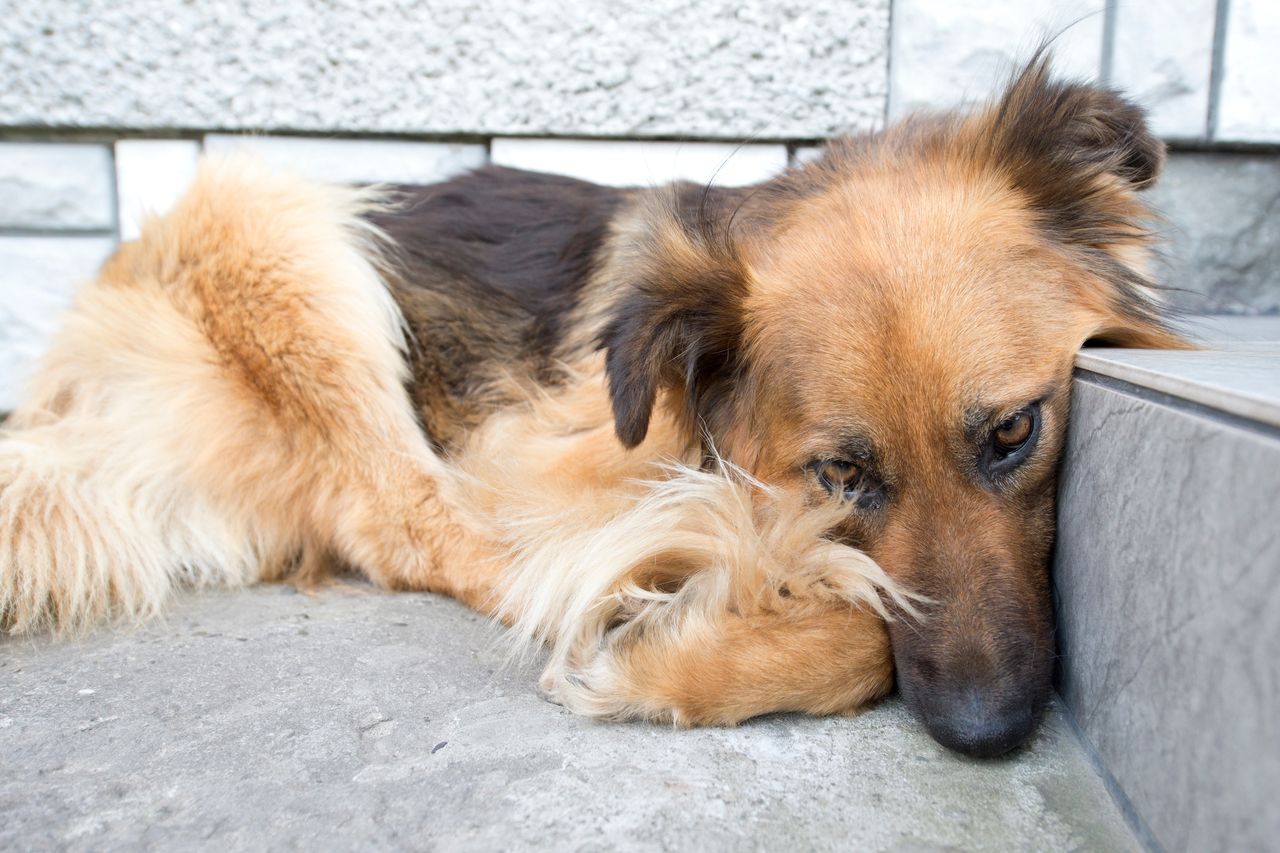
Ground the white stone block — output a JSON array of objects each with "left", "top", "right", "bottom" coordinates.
[
  {"left": 0, "top": 236, "right": 116, "bottom": 411},
  {"left": 1216, "top": 0, "right": 1280, "bottom": 143},
  {"left": 1109, "top": 0, "right": 1215, "bottom": 140},
  {"left": 890, "top": 0, "right": 1104, "bottom": 119},
  {"left": 791, "top": 146, "right": 825, "bottom": 166},
  {"left": 202, "top": 136, "right": 486, "bottom": 185},
  {"left": 114, "top": 140, "right": 200, "bottom": 241},
  {"left": 0, "top": 143, "right": 116, "bottom": 231},
  {"left": 490, "top": 139, "right": 787, "bottom": 188}
]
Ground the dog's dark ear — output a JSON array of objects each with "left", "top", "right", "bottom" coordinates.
[
  {"left": 980, "top": 53, "right": 1165, "bottom": 237},
  {"left": 599, "top": 192, "right": 749, "bottom": 449},
  {"left": 975, "top": 53, "right": 1189, "bottom": 349}
]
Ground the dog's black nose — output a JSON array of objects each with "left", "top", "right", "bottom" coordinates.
[{"left": 922, "top": 690, "right": 1035, "bottom": 758}]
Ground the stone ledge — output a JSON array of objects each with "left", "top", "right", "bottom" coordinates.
[
  {"left": 0, "top": 585, "right": 1138, "bottom": 851},
  {"left": 1075, "top": 348, "right": 1280, "bottom": 429}
]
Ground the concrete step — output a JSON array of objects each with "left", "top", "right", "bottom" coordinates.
[
  {"left": 1055, "top": 316, "right": 1280, "bottom": 852},
  {"left": 1, "top": 585, "right": 1138, "bottom": 852}
]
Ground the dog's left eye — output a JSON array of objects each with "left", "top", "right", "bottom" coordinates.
[
  {"left": 994, "top": 410, "right": 1034, "bottom": 452},
  {"left": 985, "top": 403, "right": 1041, "bottom": 475}
]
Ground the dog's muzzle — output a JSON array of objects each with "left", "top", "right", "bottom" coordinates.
[{"left": 888, "top": 607, "right": 1053, "bottom": 758}]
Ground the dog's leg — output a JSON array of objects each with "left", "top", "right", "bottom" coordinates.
[{"left": 0, "top": 157, "right": 500, "bottom": 635}]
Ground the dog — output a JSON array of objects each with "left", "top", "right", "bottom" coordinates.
[{"left": 0, "top": 56, "right": 1187, "bottom": 757}]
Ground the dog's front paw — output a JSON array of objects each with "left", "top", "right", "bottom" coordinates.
[
  {"left": 537, "top": 632, "right": 673, "bottom": 723},
  {"left": 537, "top": 600, "right": 895, "bottom": 727}
]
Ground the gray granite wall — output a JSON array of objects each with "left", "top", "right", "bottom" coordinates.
[{"left": 0, "top": 0, "right": 889, "bottom": 140}]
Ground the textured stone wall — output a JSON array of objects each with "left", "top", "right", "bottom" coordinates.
[
  {"left": 2, "top": 0, "right": 1279, "bottom": 411},
  {"left": 0, "top": 0, "right": 889, "bottom": 140},
  {"left": 891, "top": 0, "right": 1280, "bottom": 144}
]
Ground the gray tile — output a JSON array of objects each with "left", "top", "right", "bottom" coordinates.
[
  {"left": 0, "top": 143, "right": 115, "bottom": 231},
  {"left": 1109, "top": 0, "right": 1215, "bottom": 141},
  {"left": 1056, "top": 374, "right": 1280, "bottom": 852},
  {"left": 1215, "top": 0, "right": 1280, "bottom": 143},
  {"left": 0, "top": 236, "right": 116, "bottom": 412},
  {"left": 202, "top": 136, "right": 486, "bottom": 185},
  {"left": 113, "top": 140, "right": 200, "bottom": 242},
  {"left": 1148, "top": 151, "right": 1280, "bottom": 315},
  {"left": 489, "top": 138, "right": 787, "bottom": 188},
  {"left": 889, "top": 0, "right": 1102, "bottom": 119}
]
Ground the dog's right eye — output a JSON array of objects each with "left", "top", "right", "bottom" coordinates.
[
  {"left": 815, "top": 460, "right": 859, "bottom": 494},
  {"left": 811, "top": 460, "right": 885, "bottom": 510}
]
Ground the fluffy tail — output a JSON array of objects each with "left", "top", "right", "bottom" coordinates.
[
  {"left": 0, "top": 154, "right": 407, "bottom": 635},
  {"left": 0, "top": 425, "right": 264, "bottom": 635}
]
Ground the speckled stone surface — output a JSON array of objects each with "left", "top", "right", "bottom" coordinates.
[
  {"left": 0, "top": 0, "right": 888, "bottom": 140},
  {"left": 1, "top": 586, "right": 1137, "bottom": 852},
  {"left": 1055, "top": 373, "right": 1280, "bottom": 852}
]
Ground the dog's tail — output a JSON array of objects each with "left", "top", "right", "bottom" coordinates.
[
  {"left": 0, "top": 154, "right": 405, "bottom": 636},
  {"left": 0, "top": 422, "right": 266, "bottom": 635}
]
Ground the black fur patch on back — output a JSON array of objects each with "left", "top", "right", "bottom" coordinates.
[
  {"left": 371, "top": 166, "right": 625, "bottom": 363},
  {"left": 365, "top": 167, "right": 625, "bottom": 446}
]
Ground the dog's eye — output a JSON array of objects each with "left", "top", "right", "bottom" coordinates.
[
  {"left": 812, "top": 459, "right": 886, "bottom": 510},
  {"left": 994, "top": 411, "right": 1034, "bottom": 452},
  {"left": 815, "top": 459, "right": 860, "bottom": 494}
]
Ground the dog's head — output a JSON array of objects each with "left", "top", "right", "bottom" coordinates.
[{"left": 601, "top": 57, "right": 1189, "bottom": 756}]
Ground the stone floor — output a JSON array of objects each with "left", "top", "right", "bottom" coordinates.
[{"left": 1, "top": 585, "right": 1136, "bottom": 852}]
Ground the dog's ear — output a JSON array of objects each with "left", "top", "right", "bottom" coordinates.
[
  {"left": 973, "top": 53, "right": 1189, "bottom": 349},
  {"left": 979, "top": 53, "right": 1165, "bottom": 223},
  {"left": 599, "top": 191, "right": 749, "bottom": 449}
]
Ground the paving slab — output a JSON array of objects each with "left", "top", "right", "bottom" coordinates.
[{"left": 1, "top": 585, "right": 1136, "bottom": 852}]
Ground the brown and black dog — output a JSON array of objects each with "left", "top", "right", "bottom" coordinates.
[{"left": 0, "top": 57, "right": 1187, "bottom": 757}]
